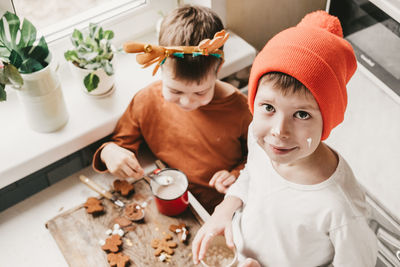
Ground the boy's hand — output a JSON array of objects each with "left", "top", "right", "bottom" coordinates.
[
  {"left": 209, "top": 170, "right": 236, "bottom": 194},
  {"left": 192, "top": 196, "right": 242, "bottom": 265},
  {"left": 239, "top": 258, "right": 261, "bottom": 267},
  {"left": 100, "top": 143, "right": 144, "bottom": 179}
]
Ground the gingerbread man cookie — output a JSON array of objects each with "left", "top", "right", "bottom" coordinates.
[
  {"left": 107, "top": 252, "right": 131, "bottom": 267},
  {"left": 169, "top": 223, "right": 189, "bottom": 243},
  {"left": 151, "top": 234, "right": 177, "bottom": 256},
  {"left": 113, "top": 179, "right": 135, "bottom": 196},
  {"left": 102, "top": 234, "right": 123, "bottom": 253},
  {"left": 124, "top": 202, "right": 144, "bottom": 221},
  {"left": 83, "top": 197, "right": 104, "bottom": 214}
]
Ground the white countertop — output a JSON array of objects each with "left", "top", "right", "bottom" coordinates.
[
  {"left": 0, "top": 155, "right": 211, "bottom": 267},
  {"left": 0, "top": 30, "right": 256, "bottom": 189}
]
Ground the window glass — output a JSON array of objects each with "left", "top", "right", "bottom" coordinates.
[
  {"left": 11, "top": 0, "right": 146, "bottom": 38},
  {"left": 13, "top": 0, "right": 113, "bottom": 28}
]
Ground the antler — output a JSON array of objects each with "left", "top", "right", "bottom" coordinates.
[
  {"left": 123, "top": 29, "right": 229, "bottom": 76},
  {"left": 198, "top": 30, "right": 229, "bottom": 53},
  {"left": 123, "top": 42, "right": 167, "bottom": 75}
]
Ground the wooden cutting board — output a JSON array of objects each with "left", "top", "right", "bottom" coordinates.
[{"left": 46, "top": 179, "right": 202, "bottom": 267}]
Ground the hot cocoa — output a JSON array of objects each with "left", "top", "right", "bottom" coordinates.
[{"left": 152, "top": 170, "right": 187, "bottom": 200}]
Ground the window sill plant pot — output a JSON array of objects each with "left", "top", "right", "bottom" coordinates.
[
  {"left": 0, "top": 12, "right": 69, "bottom": 133},
  {"left": 17, "top": 54, "right": 69, "bottom": 132},
  {"left": 65, "top": 23, "right": 115, "bottom": 97},
  {"left": 68, "top": 59, "right": 115, "bottom": 96}
]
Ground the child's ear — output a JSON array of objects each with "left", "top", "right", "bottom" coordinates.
[{"left": 215, "top": 60, "right": 224, "bottom": 75}]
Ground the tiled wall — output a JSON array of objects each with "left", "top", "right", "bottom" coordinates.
[{"left": 0, "top": 136, "right": 110, "bottom": 212}]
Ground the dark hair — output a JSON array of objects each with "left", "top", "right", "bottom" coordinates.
[
  {"left": 259, "top": 72, "right": 311, "bottom": 96},
  {"left": 159, "top": 5, "right": 224, "bottom": 83}
]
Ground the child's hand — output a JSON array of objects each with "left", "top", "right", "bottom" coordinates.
[
  {"left": 209, "top": 170, "right": 236, "bottom": 194},
  {"left": 100, "top": 143, "right": 144, "bottom": 179},
  {"left": 191, "top": 211, "right": 234, "bottom": 264},
  {"left": 239, "top": 258, "right": 261, "bottom": 267},
  {"left": 192, "top": 196, "right": 242, "bottom": 264}
]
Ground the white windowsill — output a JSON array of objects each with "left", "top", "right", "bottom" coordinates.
[{"left": 0, "top": 30, "right": 256, "bottom": 189}]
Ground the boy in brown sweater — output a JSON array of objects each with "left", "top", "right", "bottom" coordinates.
[{"left": 92, "top": 5, "right": 252, "bottom": 213}]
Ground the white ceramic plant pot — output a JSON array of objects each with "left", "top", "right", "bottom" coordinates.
[
  {"left": 17, "top": 55, "right": 69, "bottom": 133},
  {"left": 69, "top": 61, "right": 115, "bottom": 96}
]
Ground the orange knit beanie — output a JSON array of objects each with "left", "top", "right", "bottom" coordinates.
[{"left": 248, "top": 10, "right": 357, "bottom": 140}]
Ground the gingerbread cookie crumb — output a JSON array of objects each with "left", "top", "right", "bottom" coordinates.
[{"left": 169, "top": 223, "right": 189, "bottom": 243}]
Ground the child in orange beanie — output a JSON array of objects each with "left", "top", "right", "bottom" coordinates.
[{"left": 192, "top": 10, "right": 378, "bottom": 267}]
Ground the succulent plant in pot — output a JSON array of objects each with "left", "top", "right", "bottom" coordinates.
[{"left": 64, "top": 23, "right": 115, "bottom": 96}]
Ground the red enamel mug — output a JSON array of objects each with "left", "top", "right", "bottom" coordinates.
[{"left": 150, "top": 168, "right": 189, "bottom": 216}]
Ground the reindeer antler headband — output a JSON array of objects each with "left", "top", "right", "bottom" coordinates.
[{"left": 123, "top": 30, "right": 229, "bottom": 76}]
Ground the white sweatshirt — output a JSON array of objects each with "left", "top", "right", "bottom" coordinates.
[{"left": 226, "top": 123, "right": 378, "bottom": 267}]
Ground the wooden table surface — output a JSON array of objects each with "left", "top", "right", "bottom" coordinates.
[{"left": 0, "top": 150, "right": 210, "bottom": 267}]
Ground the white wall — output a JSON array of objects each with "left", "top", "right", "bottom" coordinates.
[
  {"left": 226, "top": 0, "right": 326, "bottom": 50},
  {"left": 326, "top": 66, "right": 400, "bottom": 220}
]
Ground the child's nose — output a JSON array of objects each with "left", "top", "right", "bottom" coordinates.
[
  {"left": 180, "top": 95, "right": 190, "bottom": 106},
  {"left": 271, "top": 116, "right": 290, "bottom": 139},
  {"left": 180, "top": 95, "right": 197, "bottom": 108}
]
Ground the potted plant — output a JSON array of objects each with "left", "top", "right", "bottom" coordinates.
[
  {"left": 64, "top": 23, "right": 115, "bottom": 96},
  {"left": 0, "top": 11, "right": 69, "bottom": 132}
]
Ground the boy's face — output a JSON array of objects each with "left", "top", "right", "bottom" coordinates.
[
  {"left": 161, "top": 64, "right": 217, "bottom": 111},
  {"left": 252, "top": 79, "right": 323, "bottom": 165}
]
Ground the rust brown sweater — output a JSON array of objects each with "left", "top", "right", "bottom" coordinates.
[{"left": 93, "top": 81, "right": 252, "bottom": 213}]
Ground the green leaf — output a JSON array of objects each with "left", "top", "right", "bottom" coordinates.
[
  {"left": 23, "top": 37, "right": 49, "bottom": 66},
  {"left": 4, "top": 12, "right": 20, "bottom": 47},
  {"left": 9, "top": 50, "right": 22, "bottom": 68},
  {"left": 0, "top": 46, "right": 11, "bottom": 62},
  {"left": 4, "top": 63, "right": 23, "bottom": 87},
  {"left": 0, "top": 67, "right": 10, "bottom": 84},
  {"left": 0, "top": 16, "right": 11, "bottom": 48},
  {"left": 77, "top": 43, "right": 92, "bottom": 53},
  {"left": 64, "top": 50, "right": 79, "bottom": 62},
  {"left": 71, "top": 29, "right": 83, "bottom": 47},
  {"left": 0, "top": 83, "right": 6, "bottom": 101},
  {"left": 89, "top": 23, "right": 98, "bottom": 39},
  {"left": 103, "top": 30, "right": 114, "bottom": 40},
  {"left": 84, "top": 36, "right": 97, "bottom": 49},
  {"left": 84, "top": 62, "right": 101, "bottom": 70},
  {"left": 19, "top": 58, "right": 44, "bottom": 73},
  {"left": 18, "top": 18, "right": 36, "bottom": 48},
  {"left": 78, "top": 51, "right": 98, "bottom": 62},
  {"left": 96, "top": 27, "right": 104, "bottom": 42},
  {"left": 84, "top": 72, "right": 99, "bottom": 92},
  {"left": 101, "top": 59, "right": 113, "bottom": 75}
]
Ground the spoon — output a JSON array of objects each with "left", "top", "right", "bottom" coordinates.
[
  {"left": 152, "top": 174, "right": 174, "bottom": 186},
  {"left": 130, "top": 173, "right": 174, "bottom": 186}
]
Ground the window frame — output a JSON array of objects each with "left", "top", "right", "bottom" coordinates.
[{"left": 4, "top": 0, "right": 178, "bottom": 52}]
